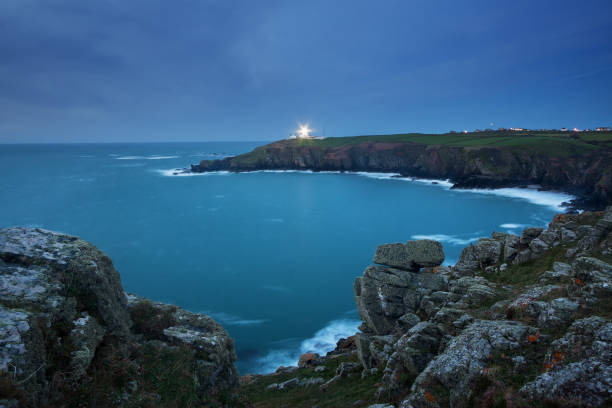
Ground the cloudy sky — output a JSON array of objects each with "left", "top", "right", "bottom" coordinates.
[{"left": 1, "top": 0, "right": 611, "bottom": 142}]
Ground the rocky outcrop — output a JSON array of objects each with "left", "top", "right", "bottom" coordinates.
[
  {"left": 191, "top": 137, "right": 612, "bottom": 209},
  {"left": 0, "top": 227, "right": 238, "bottom": 407},
  {"left": 348, "top": 208, "right": 612, "bottom": 407}
]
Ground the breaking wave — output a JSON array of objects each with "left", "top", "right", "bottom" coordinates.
[
  {"left": 254, "top": 319, "right": 361, "bottom": 374},
  {"left": 411, "top": 233, "right": 480, "bottom": 246}
]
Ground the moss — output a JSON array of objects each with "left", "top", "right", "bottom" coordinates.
[
  {"left": 239, "top": 353, "right": 385, "bottom": 408},
  {"left": 130, "top": 300, "right": 177, "bottom": 341},
  {"left": 487, "top": 244, "right": 571, "bottom": 286}
]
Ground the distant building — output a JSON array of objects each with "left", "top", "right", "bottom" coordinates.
[
  {"left": 561, "top": 128, "right": 568, "bottom": 131},
  {"left": 596, "top": 126, "right": 611, "bottom": 131},
  {"left": 510, "top": 127, "right": 524, "bottom": 131},
  {"left": 288, "top": 123, "right": 325, "bottom": 140}
]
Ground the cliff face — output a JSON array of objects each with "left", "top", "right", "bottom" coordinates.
[
  {"left": 238, "top": 208, "right": 612, "bottom": 408},
  {"left": 192, "top": 139, "right": 612, "bottom": 209},
  {"left": 0, "top": 227, "right": 238, "bottom": 407}
]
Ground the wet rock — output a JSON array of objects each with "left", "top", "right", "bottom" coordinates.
[{"left": 373, "top": 240, "right": 444, "bottom": 271}]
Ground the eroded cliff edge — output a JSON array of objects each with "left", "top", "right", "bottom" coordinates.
[
  {"left": 191, "top": 136, "right": 612, "bottom": 209},
  {"left": 0, "top": 228, "right": 239, "bottom": 407}
]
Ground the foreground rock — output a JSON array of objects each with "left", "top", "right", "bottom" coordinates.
[
  {"left": 346, "top": 207, "right": 612, "bottom": 407},
  {"left": 0, "top": 227, "right": 238, "bottom": 407}
]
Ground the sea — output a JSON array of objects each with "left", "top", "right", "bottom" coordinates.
[{"left": 0, "top": 142, "right": 575, "bottom": 374}]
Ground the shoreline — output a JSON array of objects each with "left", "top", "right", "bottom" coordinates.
[{"left": 162, "top": 167, "right": 576, "bottom": 212}]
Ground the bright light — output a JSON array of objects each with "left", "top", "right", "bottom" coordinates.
[{"left": 297, "top": 123, "right": 312, "bottom": 138}]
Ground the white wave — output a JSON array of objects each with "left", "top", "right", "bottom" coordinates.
[
  {"left": 408, "top": 177, "right": 454, "bottom": 188},
  {"left": 411, "top": 234, "right": 480, "bottom": 246},
  {"left": 255, "top": 319, "right": 361, "bottom": 374},
  {"left": 500, "top": 223, "right": 526, "bottom": 229},
  {"left": 116, "top": 155, "right": 179, "bottom": 160},
  {"left": 155, "top": 169, "right": 230, "bottom": 177},
  {"left": 205, "top": 311, "right": 267, "bottom": 327},
  {"left": 352, "top": 171, "right": 401, "bottom": 180},
  {"left": 460, "top": 187, "right": 573, "bottom": 211}
]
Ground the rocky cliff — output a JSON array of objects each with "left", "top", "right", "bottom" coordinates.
[
  {"left": 236, "top": 208, "right": 612, "bottom": 408},
  {"left": 191, "top": 138, "right": 612, "bottom": 209},
  {"left": 0, "top": 228, "right": 238, "bottom": 407}
]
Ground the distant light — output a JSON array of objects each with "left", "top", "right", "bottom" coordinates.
[
  {"left": 297, "top": 123, "right": 312, "bottom": 138},
  {"left": 463, "top": 130, "right": 468, "bottom": 133}
]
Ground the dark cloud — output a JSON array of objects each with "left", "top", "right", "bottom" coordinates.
[{"left": 0, "top": 0, "right": 611, "bottom": 142}]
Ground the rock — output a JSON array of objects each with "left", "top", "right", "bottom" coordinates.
[
  {"left": 336, "top": 362, "right": 361, "bottom": 377},
  {"left": 536, "top": 298, "right": 579, "bottom": 328},
  {"left": 520, "top": 227, "right": 543, "bottom": 246},
  {"left": 278, "top": 377, "right": 300, "bottom": 390},
  {"left": 0, "top": 227, "right": 239, "bottom": 404},
  {"left": 475, "top": 238, "right": 502, "bottom": 266},
  {"left": 356, "top": 333, "right": 396, "bottom": 369},
  {"left": 529, "top": 237, "right": 549, "bottom": 255},
  {"left": 314, "top": 365, "right": 326, "bottom": 373},
  {"left": 354, "top": 266, "right": 447, "bottom": 335},
  {"left": 404, "top": 320, "right": 535, "bottom": 407},
  {"left": 327, "top": 335, "right": 356, "bottom": 356},
  {"left": 512, "top": 249, "right": 532, "bottom": 265},
  {"left": 298, "top": 352, "right": 322, "bottom": 367},
  {"left": 373, "top": 240, "right": 444, "bottom": 271},
  {"left": 69, "top": 312, "right": 105, "bottom": 379},
  {"left": 569, "top": 257, "right": 612, "bottom": 300},
  {"left": 128, "top": 295, "right": 238, "bottom": 394},
  {"left": 453, "top": 244, "right": 480, "bottom": 274},
  {"left": 520, "top": 317, "right": 612, "bottom": 406},
  {"left": 395, "top": 312, "right": 420, "bottom": 334},
  {"left": 539, "top": 262, "right": 572, "bottom": 284},
  {"left": 448, "top": 277, "right": 497, "bottom": 308}
]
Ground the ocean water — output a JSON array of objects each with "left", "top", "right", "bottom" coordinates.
[{"left": 0, "top": 142, "right": 573, "bottom": 374}]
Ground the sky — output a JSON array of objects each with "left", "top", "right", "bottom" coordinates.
[{"left": 1, "top": 0, "right": 611, "bottom": 143}]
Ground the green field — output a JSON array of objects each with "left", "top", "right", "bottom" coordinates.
[{"left": 294, "top": 130, "right": 612, "bottom": 156}]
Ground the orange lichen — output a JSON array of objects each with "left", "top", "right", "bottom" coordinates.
[
  {"left": 433, "top": 267, "right": 438, "bottom": 273},
  {"left": 574, "top": 278, "right": 585, "bottom": 287},
  {"left": 552, "top": 352, "right": 565, "bottom": 364},
  {"left": 425, "top": 391, "right": 436, "bottom": 402},
  {"left": 528, "top": 333, "right": 540, "bottom": 343}
]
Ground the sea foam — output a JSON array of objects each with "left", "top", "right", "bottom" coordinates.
[
  {"left": 254, "top": 319, "right": 361, "bottom": 374},
  {"left": 411, "top": 233, "right": 480, "bottom": 246}
]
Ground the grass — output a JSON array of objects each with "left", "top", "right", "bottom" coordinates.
[
  {"left": 239, "top": 353, "right": 384, "bottom": 408},
  {"left": 292, "top": 130, "right": 611, "bottom": 157}
]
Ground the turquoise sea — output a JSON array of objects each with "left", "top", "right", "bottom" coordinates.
[{"left": 0, "top": 142, "right": 573, "bottom": 374}]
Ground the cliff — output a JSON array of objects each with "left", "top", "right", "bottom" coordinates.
[
  {"left": 237, "top": 207, "right": 612, "bottom": 408},
  {"left": 191, "top": 132, "right": 612, "bottom": 209},
  {"left": 0, "top": 228, "right": 239, "bottom": 407}
]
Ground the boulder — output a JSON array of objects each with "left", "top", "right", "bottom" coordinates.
[
  {"left": 354, "top": 266, "right": 447, "bottom": 335},
  {"left": 373, "top": 240, "right": 444, "bottom": 271}
]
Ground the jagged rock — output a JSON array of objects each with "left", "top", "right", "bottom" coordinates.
[
  {"left": 127, "top": 294, "right": 238, "bottom": 393},
  {"left": 539, "top": 262, "right": 572, "bottom": 284},
  {"left": 448, "top": 277, "right": 497, "bottom": 308},
  {"left": 453, "top": 244, "right": 479, "bottom": 274},
  {"left": 395, "top": 312, "right": 420, "bottom": 335},
  {"left": 354, "top": 266, "right": 447, "bottom": 335},
  {"left": 512, "top": 249, "right": 532, "bottom": 265},
  {"left": 521, "top": 317, "right": 612, "bottom": 406},
  {"left": 373, "top": 240, "right": 444, "bottom": 271},
  {"left": 355, "top": 333, "right": 396, "bottom": 369},
  {"left": 529, "top": 237, "right": 550, "bottom": 255},
  {"left": 475, "top": 238, "right": 503, "bottom": 266},
  {"left": 569, "top": 257, "right": 612, "bottom": 301},
  {"left": 404, "top": 320, "right": 535, "bottom": 407},
  {"left": 0, "top": 227, "right": 238, "bottom": 405},
  {"left": 506, "top": 285, "right": 561, "bottom": 320},
  {"left": 536, "top": 298, "right": 579, "bottom": 328},
  {"left": 520, "top": 227, "right": 544, "bottom": 246}
]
